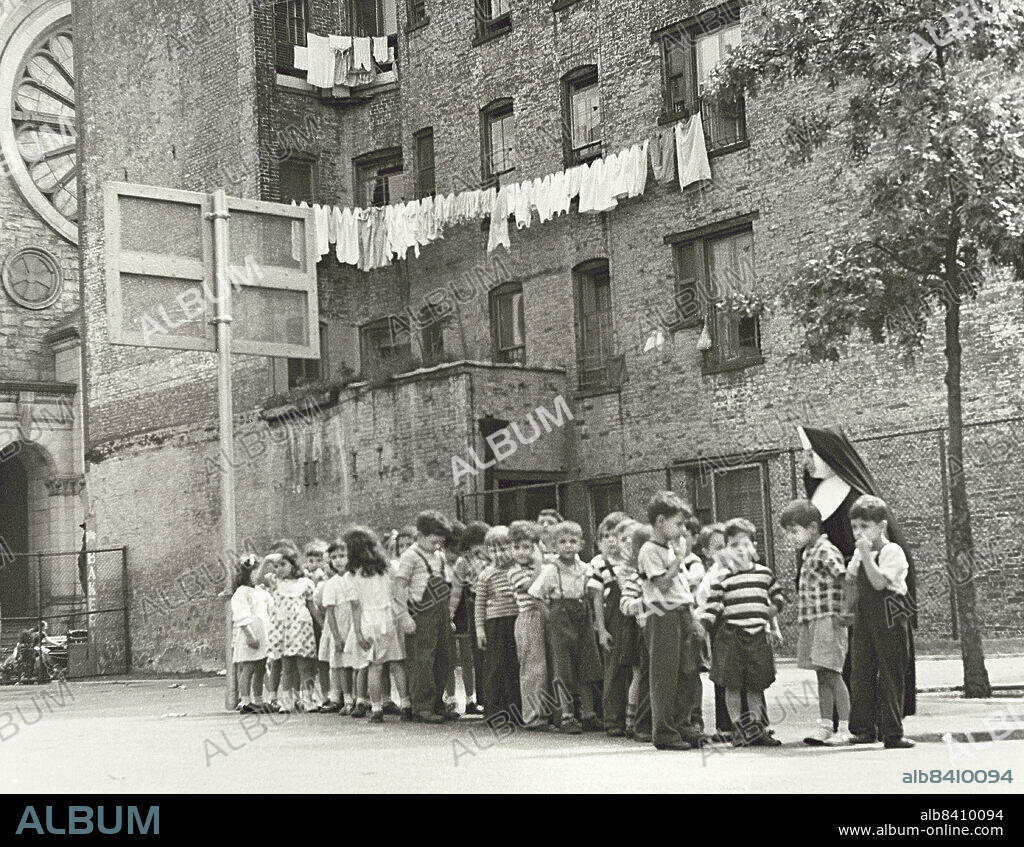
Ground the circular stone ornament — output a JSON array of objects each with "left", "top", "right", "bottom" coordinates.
[{"left": 2, "top": 247, "right": 63, "bottom": 309}]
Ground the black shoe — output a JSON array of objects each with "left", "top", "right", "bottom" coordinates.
[
  {"left": 581, "top": 715, "right": 604, "bottom": 732},
  {"left": 465, "top": 701, "right": 485, "bottom": 716},
  {"left": 522, "top": 721, "right": 550, "bottom": 732},
  {"left": 633, "top": 732, "right": 652, "bottom": 743},
  {"left": 350, "top": 702, "right": 369, "bottom": 718},
  {"left": 559, "top": 718, "right": 583, "bottom": 735},
  {"left": 400, "top": 707, "right": 414, "bottom": 722},
  {"left": 437, "top": 709, "right": 461, "bottom": 721},
  {"left": 655, "top": 739, "right": 693, "bottom": 751},
  {"left": 884, "top": 736, "right": 915, "bottom": 749},
  {"left": 318, "top": 700, "right": 342, "bottom": 713},
  {"left": 607, "top": 727, "right": 626, "bottom": 738},
  {"left": 849, "top": 733, "right": 879, "bottom": 745},
  {"left": 750, "top": 732, "right": 783, "bottom": 747},
  {"left": 368, "top": 710, "right": 384, "bottom": 723},
  {"left": 382, "top": 702, "right": 402, "bottom": 716}
]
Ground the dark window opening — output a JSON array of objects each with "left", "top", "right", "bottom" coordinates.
[
  {"left": 274, "top": 0, "right": 308, "bottom": 75},
  {"left": 490, "top": 281, "right": 525, "bottom": 364},
  {"left": 278, "top": 157, "right": 316, "bottom": 204},
  {"left": 481, "top": 99, "right": 515, "bottom": 183},
  {"left": 659, "top": 3, "right": 746, "bottom": 151},
  {"left": 414, "top": 128, "right": 436, "bottom": 199},
  {"left": 563, "top": 65, "right": 602, "bottom": 166},
  {"left": 574, "top": 259, "right": 616, "bottom": 391},
  {"left": 354, "top": 148, "right": 404, "bottom": 207}
]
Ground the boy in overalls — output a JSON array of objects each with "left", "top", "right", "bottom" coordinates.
[
  {"left": 528, "top": 521, "right": 607, "bottom": 734},
  {"left": 396, "top": 510, "right": 458, "bottom": 724},
  {"left": 846, "top": 495, "right": 915, "bottom": 749}
]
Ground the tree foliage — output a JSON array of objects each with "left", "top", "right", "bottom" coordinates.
[{"left": 708, "top": 0, "right": 1024, "bottom": 361}]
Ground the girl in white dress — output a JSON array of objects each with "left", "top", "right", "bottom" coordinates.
[
  {"left": 231, "top": 555, "right": 273, "bottom": 713},
  {"left": 266, "top": 549, "right": 322, "bottom": 712},
  {"left": 344, "top": 526, "right": 413, "bottom": 723}
]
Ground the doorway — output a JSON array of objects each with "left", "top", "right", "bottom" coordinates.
[{"left": 0, "top": 447, "right": 30, "bottom": 618}]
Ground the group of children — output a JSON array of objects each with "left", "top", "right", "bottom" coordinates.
[{"left": 229, "top": 489, "right": 915, "bottom": 750}]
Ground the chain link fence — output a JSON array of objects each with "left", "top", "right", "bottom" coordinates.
[
  {"left": 1, "top": 547, "right": 129, "bottom": 682},
  {"left": 455, "top": 418, "right": 1024, "bottom": 645}
]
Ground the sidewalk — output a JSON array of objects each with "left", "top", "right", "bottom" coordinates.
[{"left": 770, "top": 654, "right": 1024, "bottom": 745}]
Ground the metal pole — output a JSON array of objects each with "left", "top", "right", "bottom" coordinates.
[
  {"left": 209, "top": 189, "right": 237, "bottom": 710},
  {"left": 36, "top": 553, "right": 43, "bottom": 684}
]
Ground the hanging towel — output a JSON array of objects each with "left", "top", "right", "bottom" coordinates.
[
  {"left": 550, "top": 170, "right": 571, "bottom": 216},
  {"left": 313, "top": 203, "right": 331, "bottom": 260},
  {"left": 697, "top": 322, "right": 713, "bottom": 352},
  {"left": 566, "top": 164, "right": 586, "bottom": 200},
  {"left": 650, "top": 126, "right": 676, "bottom": 185},
  {"left": 578, "top": 160, "right": 597, "bottom": 212},
  {"left": 606, "top": 151, "right": 628, "bottom": 200},
  {"left": 487, "top": 186, "right": 511, "bottom": 253},
  {"left": 336, "top": 207, "right": 360, "bottom": 265},
  {"left": 293, "top": 45, "right": 309, "bottom": 71},
  {"left": 372, "top": 36, "right": 390, "bottom": 64},
  {"left": 305, "top": 34, "right": 336, "bottom": 88},
  {"left": 580, "top": 157, "right": 617, "bottom": 214},
  {"left": 676, "top": 114, "right": 712, "bottom": 190},
  {"left": 514, "top": 179, "right": 533, "bottom": 229},
  {"left": 352, "top": 37, "right": 373, "bottom": 72},
  {"left": 633, "top": 139, "right": 650, "bottom": 197}
]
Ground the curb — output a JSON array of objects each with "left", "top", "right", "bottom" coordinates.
[{"left": 910, "top": 728, "right": 1024, "bottom": 744}]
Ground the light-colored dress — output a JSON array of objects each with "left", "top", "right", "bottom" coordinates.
[
  {"left": 344, "top": 571, "right": 405, "bottom": 665},
  {"left": 319, "top": 573, "right": 356, "bottom": 668},
  {"left": 231, "top": 585, "right": 272, "bottom": 663},
  {"left": 267, "top": 577, "right": 316, "bottom": 658}
]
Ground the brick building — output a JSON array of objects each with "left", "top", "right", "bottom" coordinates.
[
  {"left": 0, "top": 0, "right": 87, "bottom": 643},
  {"left": 73, "top": 0, "right": 1023, "bottom": 671}
]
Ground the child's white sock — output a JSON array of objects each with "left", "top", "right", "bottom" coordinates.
[
  {"left": 345, "top": 694, "right": 355, "bottom": 707},
  {"left": 837, "top": 720, "right": 849, "bottom": 734},
  {"left": 400, "top": 696, "right": 411, "bottom": 708}
]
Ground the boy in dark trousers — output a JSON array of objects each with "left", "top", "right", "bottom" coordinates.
[
  {"left": 846, "top": 495, "right": 915, "bottom": 749},
  {"left": 638, "top": 491, "right": 704, "bottom": 751},
  {"left": 396, "top": 510, "right": 458, "bottom": 724},
  {"left": 475, "top": 525, "right": 521, "bottom": 719}
]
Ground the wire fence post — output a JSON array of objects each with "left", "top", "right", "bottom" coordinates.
[
  {"left": 36, "top": 552, "right": 43, "bottom": 684},
  {"left": 122, "top": 547, "right": 132, "bottom": 674}
]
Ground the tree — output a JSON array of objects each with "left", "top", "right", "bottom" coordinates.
[{"left": 710, "top": 0, "right": 1024, "bottom": 697}]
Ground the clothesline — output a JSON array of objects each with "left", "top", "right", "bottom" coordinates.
[{"left": 302, "top": 113, "right": 712, "bottom": 272}]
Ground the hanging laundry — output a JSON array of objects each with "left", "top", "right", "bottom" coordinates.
[
  {"left": 351, "top": 37, "right": 373, "bottom": 72},
  {"left": 487, "top": 185, "right": 511, "bottom": 253},
  {"left": 633, "top": 139, "right": 650, "bottom": 197},
  {"left": 369, "top": 207, "right": 391, "bottom": 269},
  {"left": 549, "top": 170, "right": 570, "bottom": 217},
  {"left": 313, "top": 203, "right": 331, "bottom": 261},
  {"left": 579, "top": 158, "right": 617, "bottom": 214},
  {"left": 514, "top": 178, "right": 533, "bottom": 229},
  {"left": 676, "top": 114, "right": 712, "bottom": 189},
  {"left": 650, "top": 126, "right": 677, "bottom": 185},
  {"left": 605, "top": 151, "right": 628, "bottom": 200},
  {"left": 304, "top": 34, "right": 336, "bottom": 88},
  {"left": 371, "top": 36, "right": 390, "bottom": 64},
  {"left": 328, "top": 34, "right": 353, "bottom": 86},
  {"left": 335, "top": 206, "right": 360, "bottom": 265},
  {"left": 566, "top": 164, "right": 586, "bottom": 200},
  {"left": 356, "top": 208, "right": 373, "bottom": 271}
]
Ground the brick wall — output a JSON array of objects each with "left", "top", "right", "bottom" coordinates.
[{"left": 78, "top": 0, "right": 1024, "bottom": 663}]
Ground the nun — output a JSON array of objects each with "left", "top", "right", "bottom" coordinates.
[{"left": 797, "top": 426, "right": 917, "bottom": 726}]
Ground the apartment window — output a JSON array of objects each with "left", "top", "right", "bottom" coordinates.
[
  {"left": 574, "top": 259, "right": 616, "bottom": 391},
  {"left": 354, "top": 148, "right": 404, "bottom": 207},
  {"left": 288, "top": 322, "right": 329, "bottom": 388},
  {"left": 420, "top": 311, "right": 445, "bottom": 365},
  {"left": 490, "top": 281, "right": 525, "bottom": 364},
  {"left": 668, "top": 216, "right": 761, "bottom": 371},
  {"left": 350, "top": 0, "right": 398, "bottom": 36},
  {"left": 278, "top": 157, "right": 316, "bottom": 204},
  {"left": 360, "top": 317, "right": 412, "bottom": 377},
  {"left": 414, "top": 128, "right": 436, "bottom": 198},
  {"left": 481, "top": 99, "right": 515, "bottom": 183},
  {"left": 659, "top": 3, "right": 746, "bottom": 150},
  {"left": 274, "top": 0, "right": 308, "bottom": 74},
  {"left": 475, "top": 0, "right": 512, "bottom": 43},
  {"left": 563, "top": 66, "right": 602, "bottom": 165},
  {"left": 408, "top": 0, "right": 428, "bottom": 27},
  {"left": 680, "top": 463, "right": 772, "bottom": 568}
]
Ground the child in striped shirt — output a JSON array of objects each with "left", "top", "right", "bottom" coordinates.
[
  {"left": 698, "top": 518, "right": 785, "bottom": 747},
  {"left": 475, "top": 525, "right": 521, "bottom": 720},
  {"left": 508, "top": 521, "right": 551, "bottom": 730}
]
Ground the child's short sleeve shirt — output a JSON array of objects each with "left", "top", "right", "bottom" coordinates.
[
  {"left": 848, "top": 542, "right": 909, "bottom": 596},
  {"left": 637, "top": 540, "right": 692, "bottom": 607}
]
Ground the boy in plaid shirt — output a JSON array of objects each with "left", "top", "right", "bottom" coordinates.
[{"left": 780, "top": 499, "right": 851, "bottom": 746}]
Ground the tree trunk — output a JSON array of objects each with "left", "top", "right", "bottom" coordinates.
[{"left": 943, "top": 297, "right": 992, "bottom": 697}]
